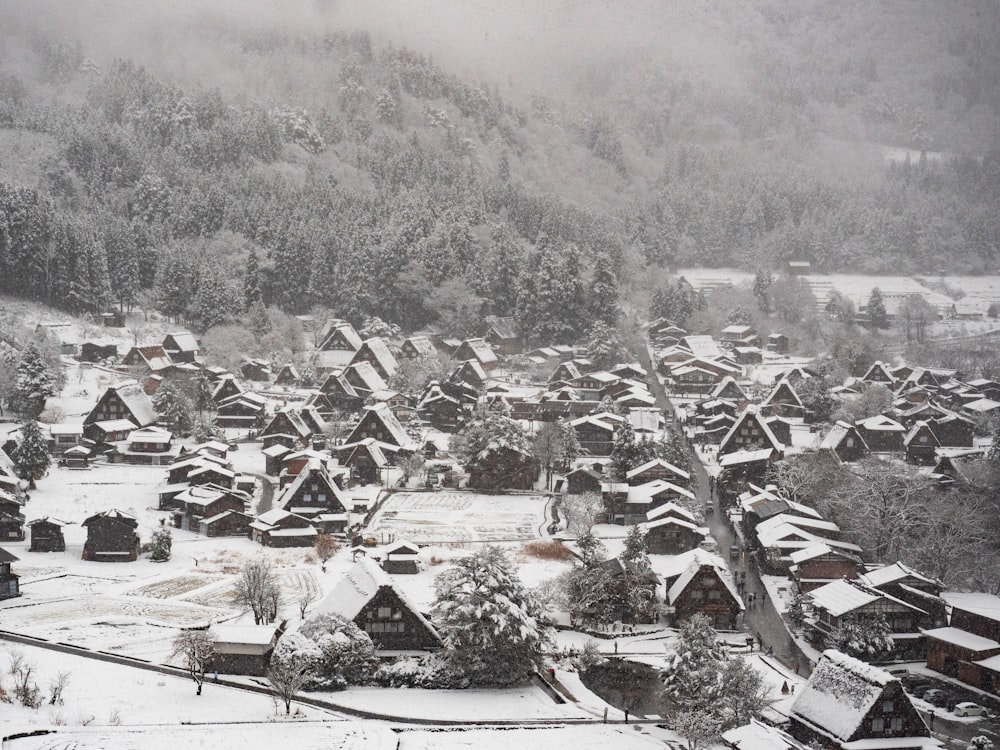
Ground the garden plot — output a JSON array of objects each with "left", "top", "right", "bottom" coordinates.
[
  {"left": 0, "top": 594, "right": 229, "bottom": 630},
  {"left": 366, "top": 492, "right": 549, "bottom": 544},
  {"left": 125, "top": 574, "right": 224, "bottom": 600}
]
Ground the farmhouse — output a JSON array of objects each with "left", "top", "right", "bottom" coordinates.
[
  {"left": 84, "top": 381, "right": 158, "bottom": 428},
  {"left": 161, "top": 332, "right": 199, "bottom": 363},
  {"left": 118, "top": 427, "right": 183, "bottom": 465},
  {"left": 249, "top": 508, "right": 317, "bottom": 548},
  {"left": 351, "top": 337, "right": 398, "bottom": 381},
  {"left": 661, "top": 548, "right": 743, "bottom": 630},
  {"left": 314, "top": 557, "right": 441, "bottom": 652},
  {"left": 788, "top": 650, "right": 936, "bottom": 750}
]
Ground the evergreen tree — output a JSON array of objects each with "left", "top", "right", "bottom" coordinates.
[
  {"left": 752, "top": 269, "right": 773, "bottom": 313},
  {"left": 152, "top": 380, "right": 193, "bottom": 435},
  {"left": 248, "top": 300, "right": 272, "bottom": 338},
  {"left": 556, "top": 418, "right": 581, "bottom": 471},
  {"left": 12, "top": 419, "right": 50, "bottom": 482},
  {"left": 193, "top": 374, "right": 215, "bottom": 418},
  {"left": 576, "top": 530, "right": 607, "bottom": 567},
  {"left": 430, "top": 546, "right": 550, "bottom": 686},
  {"left": 587, "top": 253, "right": 620, "bottom": 326},
  {"left": 660, "top": 614, "right": 728, "bottom": 709},
  {"left": 244, "top": 247, "right": 263, "bottom": 309},
  {"left": 621, "top": 525, "right": 650, "bottom": 571},
  {"left": 13, "top": 343, "right": 57, "bottom": 418},
  {"left": 610, "top": 422, "right": 639, "bottom": 481},
  {"left": 867, "top": 287, "right": 888, "bottom": 330},
  {"left": 584, "top": 320, "right": 629, "bottom": 369},
  {"left": 149, "top": 528, "right": 172, "bottom": 561}
]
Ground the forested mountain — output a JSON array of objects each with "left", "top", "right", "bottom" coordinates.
[{"left": 0, "top": 0, "right": 997, "bottom": 336}]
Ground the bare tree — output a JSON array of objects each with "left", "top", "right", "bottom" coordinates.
[
  {"left": 560, "top": 492, "right": 603, "bottom": 536},
  {"left": 9, "top": 650, "right": 42, "bottom": 708},
  {"left": 234, "top": 557, "right": 282, "bottom": 624},
  {"left": 298, "top": 590, "right": 317, "bottom": 619},
  {"left": 314, "top": 534, "right": 339, "bottom": 570},
  {"left": 170, "top": 630, "right": 218, "bottom": 696},
  {"left": 48, "top": 670, "right": 70, "bottom": 705},
  {"left": 399, "top": 452, "right": 426, "bottom": 485}
]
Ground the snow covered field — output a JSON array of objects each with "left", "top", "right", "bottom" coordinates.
[{"left": 366, "top": 491, "right": 552, "bottom": 544}]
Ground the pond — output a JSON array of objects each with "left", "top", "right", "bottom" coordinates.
[{"left": 581, "top": 659, "right": 664, "bottom": 715}]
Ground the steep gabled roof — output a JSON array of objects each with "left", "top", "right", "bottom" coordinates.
[
  {"left": 790, "top": 650, "right": 899, "bottom": 743},
  {"left": 110, "top": 380, "right": 158, "bottom": 426},
  {"left": 625, "top": 458, "right": 691, "bottom": 483}
]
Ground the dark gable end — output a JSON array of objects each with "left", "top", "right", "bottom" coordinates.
[{"left": 357, "top": 585, "right": 442, "bottom": 651}]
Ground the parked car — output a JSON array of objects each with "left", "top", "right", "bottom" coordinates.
[
  {"left": 901, "top": 675, "right": 933, "bottom": 696},
  {"left": 729, "top": 544, "right": 740, "bottom": 560},
  {"left": 953, "top": 702, "right": 987, "bottom": 718},
  {"left": 923, "top": 689, "right": 953, "bottom": 708}
]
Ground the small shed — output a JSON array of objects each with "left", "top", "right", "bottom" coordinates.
[
  {"left": 82, "top": 509, "right": 140, "bottom": 562},
  {"left": 208, "top": 623, "right": 281, "bottom": 676},
  {"left": 28, "top": 517, "right": 67, "bottom": 552}
]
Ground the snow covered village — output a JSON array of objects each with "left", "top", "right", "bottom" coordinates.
[{"left": 1, "top": 266, "right": 999, "bottom": 750}]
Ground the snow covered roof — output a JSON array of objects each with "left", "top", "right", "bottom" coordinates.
[
  {"left": 809, "top": 579, "right": 924, "bottom": 618},
  {"left": 860, "top": 562, "right": 941, "bottom": 590},
  {"left": 719, "top": 448, "right": 774, "bottom": 466},
  {"left": 788, "top": 543, "right": 835, "bottom": 565},
  {"left": 314, "top": 557, "right": 439, "bottom": 642},
  {"left": 667, "top": 555, "right": 743, "bottom": 608},
  {"left": 625, "top": 458, "right": 690, "bottom": 482},
  {"left": 790, "top": 649, "right": 896, "bottom": 743},
  {"left": 93, "top": 419, "right": 139, "bottom": 432},
  {"left": 163, "top": 331, "right": 199, "bottom": 352},
  {"left": 858, "top": 414, "right": 906, "bottom": 432},
  {"left": 653, "top": 547, "right": 727, "bottom": 581},
  {"left": 756, "top": 513, "right": 840, "bottom": 537},
  {"left": 723, "top": 719, "right": 810, "bottom": 750},
  {"left": 921, "top": 626, "right": 1000, "bottom": 652},
  {"left": 941, "top": 591, "right": 1000, "bottom": 622},
  {"left": 208, "top": 624, "right": 279, "bottom": 646},
  {"left": 644, "top": 500, "right": 697, "bottom": 523},
  {"left": 127, "top": 427, "right": 173, "bottom": 444},
  {"left": 624, "top": 479, "right": 695, "bottom": 505}
]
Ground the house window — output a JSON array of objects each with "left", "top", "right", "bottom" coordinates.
[
  {"left": 690, "top": 590, "right": 704, "bottom": 600},
  {"left": 846, "top": 438, "right": 854, "bottom": 447},
  {"left": 708, "top": 591, "right": 720, "bottom": 600},
  {"left": 883, "top": 700, "right": 894, "bottom": 712},
  {"left": 377, "top": 607, "right": 392, "bottom": 619},
  {"left": 890, "top": 718, "right": 902, "bottom": 732},
  {"left": 871, "top": 717, "right": 884, "bottom": 732}
]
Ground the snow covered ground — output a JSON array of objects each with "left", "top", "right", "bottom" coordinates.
[{"left": 366, "top": 491, "right": 552, "bottom": 544}]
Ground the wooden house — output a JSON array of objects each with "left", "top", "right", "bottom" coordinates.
[
  {"left": 549, "top": 360, "right": 583, "bottom": 384},
  {"left": 570, "top": 413, "right": 624, "bottom": 457},
  {"left": 214, "top": 392, "right": 267, "bottom": 429},
  {"left": 0, "top": 491, "right": 25, "bottom": 542},
  {"left": 602, "top": 479, "right": 696, "bottom": 526},
  {"left": 450, "top": 359, "right": 488, "bottom": 389},
  {"left": 168, "top": 484, "right": 248, "bottom": 532},
  {"left": 313, "top": 557, "right": 442, "bottom": 651},
  {"left": 274, "top": 363, "right": 300, "bottom": 386},
  {"left": 208, "top": 624, "right": 280, "bottom": 676},
  {"left": 928, "top": 413, "right": 974, "bottom": 448},
  {"left": 27, "top": 517, "right": 67, "bottom": 552},
  {"left": 187, "top": 463, "right": 236, "bottom": 489},
  {"left": 625, "top": 458, "right": 691, "bottom": 487},
  {"left": 46, "top": 423, "right": 84, "bottom": 454},
  {"left": 84, "top": 381, "right": 158, "bottom": 428},
  {"left": 759, "top": 379, "right": 804, "bottom": 419},
  {"left": 318, "top": 320, "right": 362, "bottom": 353},
  {"left": 861, "top": 361, "right": 896, "bottom": 386},
  {"left": 343, "top": 361, "right": 389, "bottom": 397},
  {"left": 399, "top": 336, "right": 437, "bottom": 360},
  {"left": 274, "top": 459, "right": 349, "bottom": 532},
  {"left": 260, "top": 408, "right": 315, "bottom": 448},
  {"left": 944, "top": 592, "right": 1000, "bottom": 644},
  {"left": 766, "top": 333, "right": 789, "bottom": 354},
  {"left": 808, "top": 579, "right": 933, "bottom": 659},
  {"left": 200, "top": 510, "right": 254, "bottom": 537},
  {"left": 250, "top": 508, "right": 317, "bottom": 547},
  {"left": 343, "top": 404, "right": 417, "bottom": 453},
  {"left": 382, "top": 540, "right": 421, "bottom": 575},
  {"left": 239, "top": 358, "right": 271, "bottom": 382},
  {"left": 84, "top": 418, "right": 136, "bottom": 446},
  {"left": 641, "top": 503, "right": 708, "bottom": 555},
  {"left": 303, "top": 390, "right": 335, "bottom": 419},
  {"left": 719, "top": 407, "right": 784, "bottom": 456},
  {"left": 100, "top": 309, "right": 126, "bottom": 327},
  {"left": 341, "top": 439, "right": 389, "bottom": 486},
  {"left": 350, "top": 337, "right": 398, "bottom": 382},
  {"left": 211, "top": 375, "right": 244, "bottom": 405},
  {"left": 119, "top": 427, "right": 183, "bottom": 465},
  {"left": 452, "top": 337, "right": 499, "bottom": 372},
  {"left": 164, "top": 454, "right": 231, "bottom": 488},
  {"left": 120, "top": 345, "right": 175, "bottom": 376},
  {"left": 319, "top": 371, "right": 364, "bottom": 412},
  {"left": 923, "top": 626, "right": 1000, "bottom": 682},
  {"left": 903, "top": 421, "right": 940, "bottom": 465},
  {"left": 934, "top": 592, "right": 1000, "bottom": 692},
  {"left": 819, "top": 421, "right": 869, "bottom": 463},
  {"left": 161, "top": 332, "right": 199, "bottom": 363},
  {"left": 564, "top": 466, "right": 603, "bottom": 495},
  {"left": 662, "top": 549, "right": 743, "bottom": 630},
  {"left": 788, "top": 650, "right": 936, "bottom": 750},
  {"left": 789, "top": 543, "right": 862, "bottom": 593},
  {"left": 856, "top": 415, "right": 906, "bottom": 454},
  {"left": 483, "top": 315, "right": 520, "bottom": 356},
  {"left": 79, "top": 341, "right": 118, "bottom": 363},
  {"left": 82, "top": 509, "right": 140, "bottom": 562},
  {"left": 0, "top": 546, "right": 20, "bottom": 599}
]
